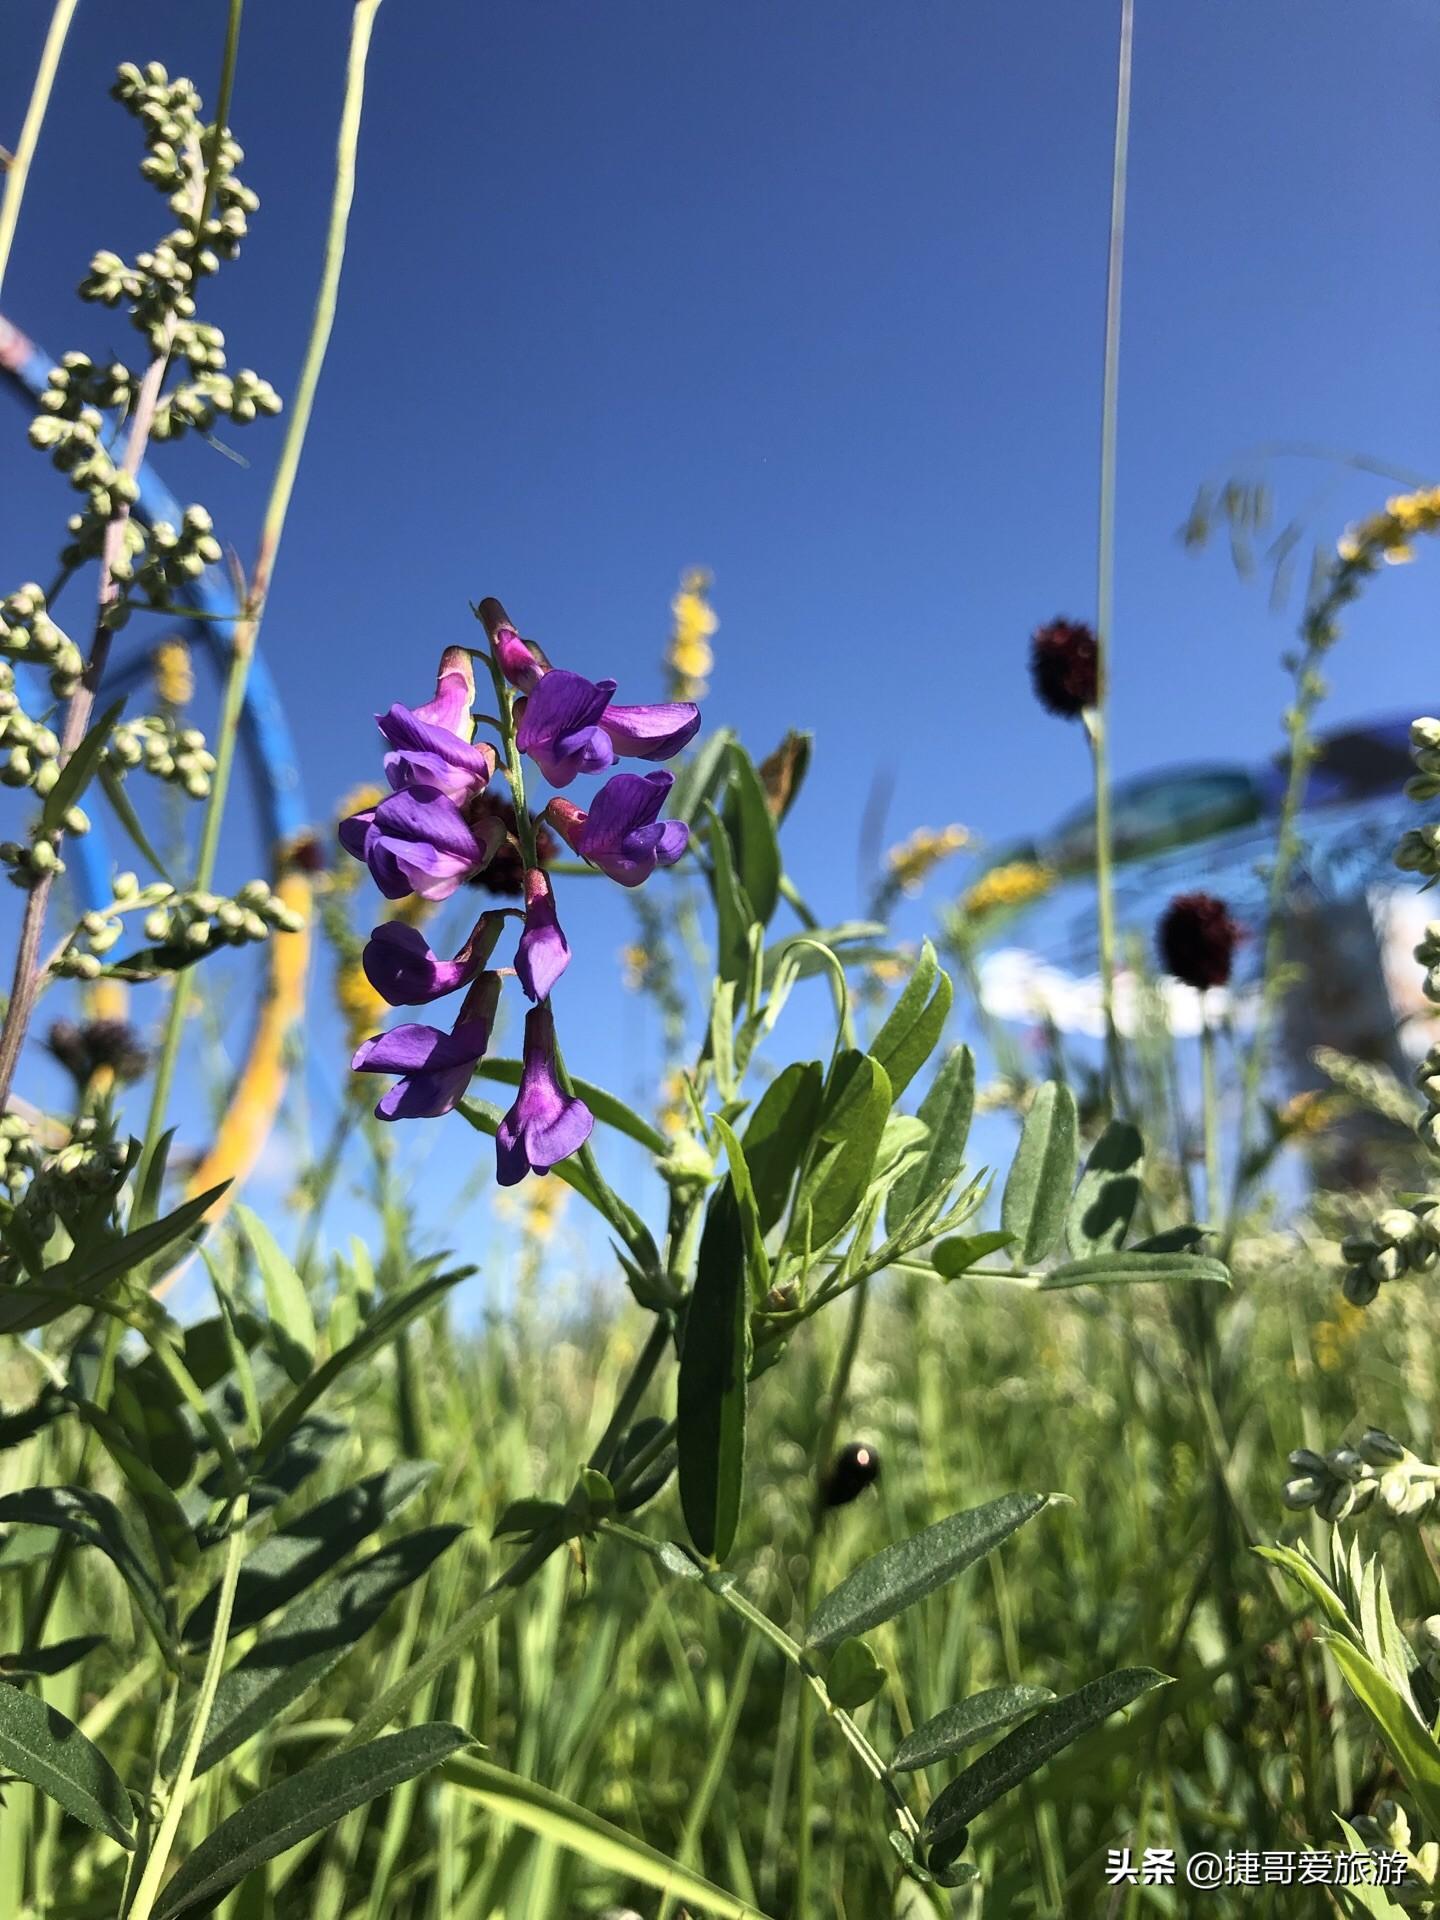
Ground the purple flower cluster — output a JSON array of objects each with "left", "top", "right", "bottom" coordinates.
[{"left": 341, "top": 616, "right": 698, "bottom": 1184}]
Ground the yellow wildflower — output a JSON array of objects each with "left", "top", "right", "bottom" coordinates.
[
  {"left": 152, "top": 639, "right": 194, "bottom": 707},
  {"left": 496, "top": 1176, "right": 569, "bottom": 1245},
  {"left": 336, "top": 958, "right": 388, "bottom": 1050},
  {"left": 619, "top": 944, "right": 651, "bottom": 992},
  {"left": 658, "top": 1068, "right": 691, "bottom": 1139},
  {"left": 666, "top": 568, "right": 717, "bottom": 700},
  {"left": 1313, "top": 1300, "right": 1366, "bottom": 1374},
  {"left": 1336, "top": 485, "right": 1440, "bottom": 573},
  {"left": 961, "top": 859, "right": 1056, "bottom": 920},
  {"left": 1279, "top": 1088, "right": 1347, "bottom": 1139},
  {"left": 886, "top": 824, "right": 971, "bottom": 897},
  {"left": 337, "top": 782, "right": 384, "bottom": 822}
]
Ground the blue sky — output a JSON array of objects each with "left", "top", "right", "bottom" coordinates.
[{"left": 2, "top": 2, "right": 1438, "bottom": 1273}]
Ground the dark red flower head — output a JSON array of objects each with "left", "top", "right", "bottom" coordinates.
[
  {"left": 1157, "top": 891, "right": 1242, "bottom": 990},
  {"left": 464, "top": 792, "right": 556, "bottom": 898},
  {"left": 821, "top": 1441, "right": 882, "bottom": 1509},
  {"left": 1029, "top": 618, "right": 1100, "bottom": 718}
]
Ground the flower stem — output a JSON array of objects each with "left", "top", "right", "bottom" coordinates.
[
  {"left": 1089, "top": 0, "right": 1134, "bottom": 1107},
  {"left": 125, "top": 1494, "right": 249, "bottom": 1920},
  {"left": 139, "top": 0, "right": 383, "bottom": 1178},
  {"left": 0, "top": 1, "right": 78, "bottom": 305}
]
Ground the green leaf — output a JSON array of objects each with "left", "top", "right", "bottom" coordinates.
[
  {"left": 0, "top": 1487, "right": 170, "bottom": 1654},
  {"left": 1065, "top": 1119, "right": 1144, "bottom": 1258},
  {"left": 807, "top": 1492, "right": 1052, "bottom": 1651},
  {"left": 153, "top": 1724, "right": 472, "bottom": 1919},
  {"left": 445, "top": 1750, "right": 776, "bottom": 1919},
  {"left": 713, "top": 1117, "right": 771, "bottom": 1304},
  {"left": 476, "top": 1060, "right": 668, "bottom": 1156},
  {"left": 176, "top": 1528, "right": 462, "bottom": 1778},
  {"left": 668, "top": 726, "right": 736, "bottom": 827},
  {"left": 1322, "top": 1635, "right": 1440, "bottom": 1839},
  {"left": 1333, "top": 1817, "right": 1411, "bottom": 1919},
  {"left": 183, "top": 1461, "right": 437, "bottom": 1646},
  {"left": 921, "top": 1668, "right": 1169, "bottom": 1868},
  {"left": 41, "top": 698, "right": 123, "bottom": 836},
  {"left": 932, "top": 1231, "right": 1015, "bottom": 1280},
  {"left": 1039, "top": 1251, "right": 1230, "bottom": 1291},
  {"left": 256, "top": 1271, "right": 461, "bottom": 1467},
  {"left": 868, "top": 940, "right": 954, "bottom": 1101},
  {"left": 1000, "top": 1082, "right": 1078, "bottom": 1265},
  {"left": 1130, "top": 1225, "right": 1204, "bottom": 1254},
  {"left": 235, "top": 1205, "right": 315, "bottom": 1386},
  {"left": 0, "top": 1634, "right": 107, "bottom": 1679},
  {"left": 678, "top": 1182, "right": 749, "bottom": 1562},
  {"left": 759, "top": 922, "right": 887, "bottom": 986},
  {"left": 790, "top": 1051, "right": 892, "bottom": 1251},
  {"left": 740, "top": 1061, "right": 823, "bottom": 1233},
  {"left": 703, "top": 801, "right": 757, "bottom": 986},
  {"left": 827, "top": 1636, "right": 886, "bottom": 1710},
  {"left": 891, "top": 1685, "right": 1057, "bottom": 1771},
  {"left": 885, "top": 1045, "right": 976, "bottom": 1236},
  {"left": 0, "top": 1183, "right": 227, "bottom": 1334},
  {"left": 98, "top": 763, "right": 173, "bottom": 885},
  {"left": 0, "top": 1683, "right": 134, "bottom": 1849},
  {"left": 722, "top": 744, "right": 781, "bottom": 927},
  {"left": 492, "top": 1498, "right": 567, "bottom": 1542}
]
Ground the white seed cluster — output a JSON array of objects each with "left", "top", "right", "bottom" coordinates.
[
  {"left": 1395, "top": 718, "right": 1440, "bottom": 880},
  {"left": 1338, "top": 1203, "right": 1440, "bottom": 1307},
  {"left": 138, "top": 878, "right": 305, "bottom": 961},
  {"left": 106, "top": 711, "right": 216, "bottom": 797},
  {"left": 1283, "top": 1429, "right": 1438, "bottom": 1523}
]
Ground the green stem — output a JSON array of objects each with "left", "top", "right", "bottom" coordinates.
[
  {"left": 1089, "top": 0, "right": 1134, "bottom": 1108},
  {"left": 126, "top": 1495, "right": 249, "bottom": 1920},
  {"left": 1199, "top": 1003, "right": 1221, "bottom": 1227},
  {"left": 140, "top": 0, "right": 383, "bottom": 1179},
  {"left": 0, "top": 0, "right": 78, "bottom": 306}
]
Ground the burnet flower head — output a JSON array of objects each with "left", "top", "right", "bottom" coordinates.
[{"left": 340, "top": 607, "right": 699, "bottom": 1184}]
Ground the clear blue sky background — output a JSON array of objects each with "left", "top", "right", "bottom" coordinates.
[{"left": 2, "top": 2, "right": 1437, "bottom": 1279}]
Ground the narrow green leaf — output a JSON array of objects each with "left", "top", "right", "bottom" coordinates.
[
  {"left": 678, "top": 1182, "right": 749, "bottom": 1562},
  {"left": 1322, "top": 1636, "right": 1440, "bottom": 1839},
  {"left": 807, "top": 1492, "right": 1051, "bottom": 1651},
  {"left": 722, "top": 744, "right": 781, "bottom": 927},
  {"left": 921, "top": 1669, "right": 1169, "bottom": 1867},
  {"left": 885, "top": 1045, "right": 976, "bottom": 1236},
  {"left": 868, "top": 940, "right": 954, "bottom": 1101},
  {"left": 1131, "top": 1225, "right": 1204, "bottom": 1253},
  {"left": 0, "top": 1684, "right": 134, "bottom": 1848},
  {"left": 0, "top": 1634, "right": 107, "bottom": 1679},
  {"left": 932, "top": 1231, "right": 1014, "bottom": 1280},
  {"left": 668, "top": 726, "right": 736, "bottom": 827},
  {"left": 741, "top": 1061, "right": 823, "bottom": 1233},
  {"left": 0, "top": 1184, "right": 228, "bottom": 1335},
  {"left": 41, "top": 698, "right": 123, "bottom": 836},
  {"left": 153, "top": 1724, "right": 472, "bottom": 1920},
  {"left": 0, "top": 1487, "right": 170, "bottom": 1653},
  {"left": 1000, "top": 1083, "right": 1078, "bottom": 1265},
  {"left": 703, "top": 800, "right": 756, "bottom": 986},
  {"left": 98, "top": 763, "right": 173, "bottom": 885},
  {"left": 790, "top": 1051, "right": 892, "bottom": 1251},
  {"left": 236, "top": 1205, "right": 315, "bottom": 1386},
  {"left": 1039, "top": 1251, "right": 1230, "bottom": 1291},
  {"left": 183, "top": 1461, "right": 437, "bottom": 1646},
  {"left": 476, "top": 1060, "right": 667, "bottom": 1156},
  {"left": 890, "top": 1685, "right": 1056, "bottom": 1771},
  {"left": 257, "top": 1271, "right": 461, "bottom": 1466},
  {"left": 1065, "top": 1119, "right": 1144, "bottom": 1258},
  {"left": 713, "top": 1117, "right": 771, "bottom": 1304},
  {"left": 827, "top": 1636, "right": 886, "bottom": 1710},
  {"left": 178, "top": 1527, "right": 463, "bottom": 1777},
  {"left": 445, "top": 1751, "right": 776, "bottom": 1919}
]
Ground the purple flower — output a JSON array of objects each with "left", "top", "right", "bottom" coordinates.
[
  {"left": 362, "top": 912, "right": 506, "bottom": 1007},
  {"left": 544, "top": 771, "right": 689, "bottom": 888},
  {"left": 495, "top": 1003, "right": 594, "bottom": 1183},
  {"left": 352, "top": 973, "right": 500, "bottom": 1120},
  {"left": 491, "top": 622, "right": 548, "bottom": 693},
  {"left": 599, "top": 699, "right": 700, "bottom": 762},
  {"left": 514, "top": 869, "right": 570, "bottom": 1002},
  {"left": 339, "top": 786, "right": 503, "bottom": 901},
  {"left": 515, "top": 670, "right": 619, "bottom": 788},
  {"left": 376, "top": 648, "right": 495, "bottom": 803}
]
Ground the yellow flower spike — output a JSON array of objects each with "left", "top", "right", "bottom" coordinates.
[
  {"left": 961, "top": 859, "right": 1057, "bottom": 919},
  {"left": 885, "top": 823, "right": 972, "bottom": 896},
  {"left": 666, "top": 567, "right": 718, "bottom": 701},
  {"left": 336, "top": 957, "right": 389, "bottom": 1050},
  {"left": 619, "top": 943, "right": 651, "bottom": 992},
  {"left": 152, "top": 638, "right": 194, "bottom": 707}
]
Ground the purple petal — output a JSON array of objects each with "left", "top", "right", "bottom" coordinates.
[
  {"left": 516, "top": 671, "right": 618, "bottom": 788},
  {"left": 581, "top": 770, "right": 673, "bottom": 845},
  {"left": 352, "top": 1021, "right": 453, "bottom": 1075},
  {"left": 412, "top": 656, "right": 475, "bottom": 734},
  {"left": 493, "top": 627, "right": 545, "bottom": 693},
  {"left": 374, "top": 1055, "right": 477, "bottom": 1121},
  {"left": 514, "top": 871, "right": 570, "bottom": 1002},
  {"left": 599, "top": 700, "right": 701, "bottom": 762},
  {"left": 494, "top": 1111, "right": 531, "bottom": 1185},
  {"left": 378, "top": 705, "right": 494, "bottom": 802},
  {"left": 362, "top": 922, "right": 482, "bottom": 1006},
  {"left": 524, "top": 1092, "right": 594, "bottom": 1172},
  {"left": 338, "top": 809, "right": 376, "bottom": 861},
  {"left": 373, "top": 787, "right": 483, "bottom": 864}
]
